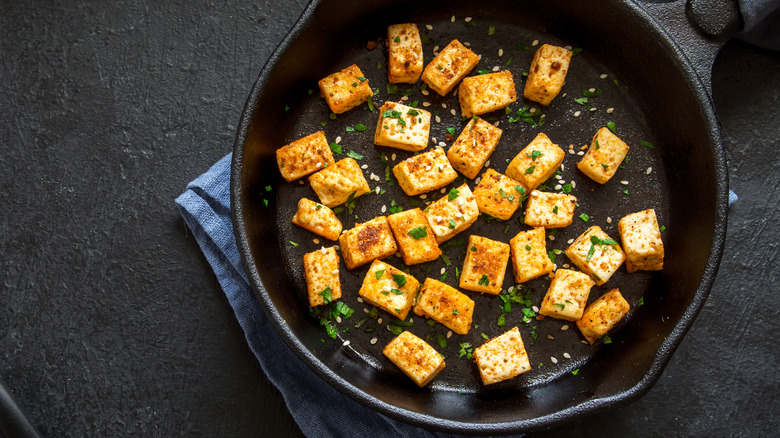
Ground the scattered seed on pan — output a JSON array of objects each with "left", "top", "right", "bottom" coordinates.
[
  {"left": 551, "top": 356, "right": 558, "bottom": 364},
  {"left": 574, "top": 111, "right": 581, "bottom": 117},
  {"left": 440, "top": 188, "right": 447, "bottom": 193},
  {"left": 440, "top": 268, "right": 446, "bottom": 275},
  {"left": 377, "top": 317, "right": 383, "bottom": 325},
  {"left": 547, "top": 334, "right": 555, "bottom": 340},
  {"left": 313, "top": 238, "right": 320, "bottom": 244},
  {"left": 442, "top": 103, "right": 448, "bottom": 108},
  {"left": 577, "top": 151, "right": 584, "bottom": 156},
  {"left": 621, "top": 180, "right": 629, "bottom": 185},
  {"left": 370, "top": 337, "right": 378, "bottom": 345},
  {"left": 401, "top": 95, "right": 408, "bottom": 101},
  {"left": 433, "top": 45, "right": 440, "bottom": 52},
  {"left": 334, "top": 245, "right": 340, "bottom": 250},
  {"left": 549, "top": 235, "right": 556, "bottom": 241},
  {"left": 562, "top": 263, "right": 570, "bottom": 268},
  {"left": 581, "top": 340, "right": 589, "bottom": 345},
  {"left": 357, "top": 297, "right": 364, "bottom": 303},
  {"left": 607, "top": 107, "right": 614, "bottom": 114},
  {"left": 600, "top": 73, "right": 608, "bottom": 79},
  {"left": 647, "top": 167, "right": 653, "bottom": 174},
  {"left": 439, "top": 141, "right": 446, "bottom": 147},
  {"left": 532, "top": 39, "right": 539, "bottom": 46},
  {"left": 342, "top": 340, "right": 351, "bottom": 347},
  {"left": 492, "top": 66, "right": 500, "bottom": 72},
  {"left": 426, "top": 24, "right": 433, "bottom": 30},
  {"left": 561, "top": 324, "right": 569, "bottom": 330},
  {"left": 363, "top": 308, "right": 369, "bottom": 314},
  {"left": 571, "top": 181, "right": 576, "bottom": 188},
  {"left": 381, "top": 205, "right": 387, "bottom": 213},
  {"left": 590, "top": 107, "right": 597, "bottom": 112},
  {"left": 451, "top": 15, "right": 455, "bottom": 22},
  {"left": 464, "top": 41, "right": 471, "bottom": 47},
  {"left": 465, "top": 16, "right": 472, "bottom": 22},
  {"left": 422, "top": 101, "right": 431, "bottom": 107},
  {"left": 568, "top": 149, "right": 575, "bottom": 155},
  {"left": 391, "top": 153, "right": 397, "bottom": 161},
  {"left": 498, "top": 48, "right": 504, "bottom": 57},
  {"left": 563, "top": 352, "right": 571, "bottom": 359},
  {"left": 532, "top": 306, "right": 539, "bottom": 313},
  {"left": 435, "top": 115, "right": 441, "bottom": 123},
  {"left": 555, "top": 184, "right": 562, "bottom": 190},
  {"left": 564, "top": 45, "right": 573, "bottom": 51},
  {"left": 422, "top": 90, "right": 430, "bottom": 96},
  {"left": 335, "top": 136, "right": 342, "bottom": 144},
  {"left": 607, "top": 216, "right": 612, "bottom": 224},
  {"left": 567, "top": 239, "right": 574, "bottom": 244},
  {"left": 447, "top": 330, "right": 453, "bottom": 338},
  {"left": 420, "top": 194, "right": 427, "bottom": 199}
]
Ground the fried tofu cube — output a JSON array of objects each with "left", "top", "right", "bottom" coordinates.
[
  {"left": 505, "top": 132, "right": 565, "bottom": 190},
  {"left": 387, "top": 208, "right": 442, "bottom": 265},
  {"left": 523, "top": 44, "right": 572, "bottom": 106},
  {"left": 458, "top": 70, "right": 517, "bottom": 118},
  {"left": 276, "top": 131, "right": 336, "bottom": 182},
  {"left": 473, "top": 169, "right": 526, "bottom": 221},
  {"left": 383, "top": 331, "right": 445, "bottom": 387},
  {"left": 421, "top": 39, "right": 480, "bottom": 96},
  {"left": 618, "top": 209, "right": 664, "bottom": 272},
  {"left": 318, "top": 64, "right": 373, "bottom": 114},
  {"left": 387, "top": 24, "right": 424, "bottom": 84},
  {"left": 446, "top": 116, "right": 503, "bottom": 179},
  {"left": 459, "top": 235, "right": 510, "bottom": 295},
  {"left": 538, "top": 269, "right": 595, "bottom": 321},
  {"left": 423, "top": 184, "right": 479, "bottom": 243},
  {"left": 338, "top": 216, "right": 398, "bottom": 270},
  {"left": 413, "top": 278, "right": 474, "bottom": 335},
  {"left": 509, "top": 227, "right": 554, "bottom": 283},
  {"left": 291, "top": 198, "right": 343, "bottom": 241},
  {"left": 308, "top": 158, "right": 371, "bottom": 208},
  {"left": 359, "top": 260, "right": 420, "bottom": 320},
  {"left": 577, "top": 289, "right": 631, "bottom": 344},
  {"left": 565, "top": 226, "right": 626, "bottom": 285},
  {"left": 473, "top": 327, "right": 530, "bottom": 385},
  {"left": 577, "top": 128, "right": 630, "bottom": 184},
  {"left": 392, "top": 147, "right": 457, "bottom": 196},
  {"left": 303, "top": 247, "right": 342, "bottom": 307},
  {"left": 374, "top": 101, "right": 431, "bottom": 152},
  {"left": 524, "top": 190, "right": 577, "bottom": 228}
]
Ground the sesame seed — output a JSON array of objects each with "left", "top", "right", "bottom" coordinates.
[
  {"left": 422, "top": 90, "right": 430, "bottom": 96},
  {"left": 447, "top": 330, "right": 453, "bottom": 338},
  {"left": 562, "top": 93, "right": 567, "bottom": 98},
  {"left": 555, "top": 184, "right": 562, "bottom": 190},
  {"left": 474, "top": 177, "right": 481, "bottom": 185},
  {"left": 299, "top": 180, "right": 304, "bottom": 185},
  {"left": 547, "top": 334, "right": 555, "bottom": 340},
  {"left": 465, "top": 16, "right": 472, "bottom": 22},
  {"left": 431, "top": 137, "right": 437, "bottom": 143},
  {"left": 485, "top": 160, "right": 490, "bottom": 167},
  {"left": 451, "top": 15, "right": 456, "bottom": 22},
  {"left": 426, "top": 24, "right": 433, "bottom": 30},
  {"left": 321, "top": 247, "right": 327, "bottom": 254},
  {"left": 561, "top": 164, "right": 565, "bottom": 171},
  {"left": 464, "top": 42, "right": 471, "bottom": 47},
  {"left": 440, "top": 268, "right": 446, "bottom": 275},
  {"left": 562, "top": 263, "right": 570, "bottom": 269},
  {"left": 571, "top": 181, "right": 576, "bottom": 188},
  {"left": 568, "top": 149, "right": 576, "bottom": 155},
  {"left": 561, "top": 324, "right": 569, "bottom": 330},
  {"left": 589, "top": 107, "right": 597, "bottom": 112},
  {"left": 313, "top": 238, "right": 320, "bottom": 244},
  {"left": 581, "top": 340, "right": 589, "bottom": 344},
  {"left": 381, "top": 205, "right": 387, "bottom": 213},
  {"left": 391, "top": 153, "right": 396, "bottom": 161},
  {"left": 607, "top": 217, "right": 612, "bottom": 224},
  {"left": 342, "top": 340, "right": 350, "bottom": 347},
  {"left": 420, "top": 194, "right": 427, "bottom": 199},
  {"left": 529, "top": 107, "right": 536, "bottom": 114},
  {"left": 600, "top": 73, "right": 608, "bottom": 79},
  {"left": 532, "top": 39, "right": 539, "bottom": 46},
  {"left": 563, "top": 352, "right": 571, "bottom": 358},
  {"left": 363, "top": 308, "right": 369, "bottom": 313},
  {"left": 435, "top": 115, "right": 441, "bottom": 123},
  {"left": 606, "top": 107, "right": 614, "bottom": 114},
  {"left": 357, "top": 297, "right": 363, "bottom": 303},
  {"left": 386, "top": 325, "right": 393, "bottom": 333},
  {"left": 440, "top": 188, "right": 446, "bottom": 193},
  {"left": 647, "top": 167, "right": 653, "bottom": 175},
  {"left": 433, "top": 45, "right": 440, "bottom": 52},
  {"left": 532, "top": 306, "right": 539, "bottom": 313},
  {"left": 335, "top": 136, "right": 342, "bottom": 144},
  {"left": 492, "top": 65, "right": 500, "bottom": 72},
  {"left": 332, "top": 269, "right": 338, "bottom": 275},
  {"left": 555, "top": 174, "right": 563, "bottom": 180},
  {"left": 401, "top": 95, "right": 409, "bottom": 101},
  {"left": 377, "top": 318, "right": 383, "bottom": 325},
  {"left": 370, "top": 337, "right": 378, "bottom": 345},
  {"left": 315, "top": 162, "right": 322, "bottom": 169},
  {"left": 551, "top": 356, "right": 558, "bottom": 364},
  {"left": 336, "top": 316, "right": 342, "bottom": 323},
  {"left": 577, "top": 151, "right": 585, "bottom": 156},
  {"left": 438, "top": 141, "right": 446, "bottom": 147},
  {"left": 422, "top": 101, "right": 431, "bottom": 107},
  {"left": 453, "top": 89, "right": 458, "bottom": 97},
  {"left": 442, "top": 103, "right": 447, "bottom": 109},
  {"left": 450, "top": 109, "right": 457, "bottom": 116},
  {"left": 567, "top": 238, "right": 574, "bottom": 244},
  {"left": 621, "top": 180, "right": 629, "bottom": 185},
  {"left": 589, "top": 87, "right": 596, "bottom": 93},
  {"left": 549, "top": 235, "right": 555, "bottom": 241},
  {"left": 361, "top": 164, "right": 368, "bottom": 169},
  {"left": 574, "top": 111, "right": 581, "bottom": 117},
  {"left": 493, "top": 121, "right": 500, "bottom": 127},
  {"left": 564, "top": 45, "right": 572, "bottom": 51}
]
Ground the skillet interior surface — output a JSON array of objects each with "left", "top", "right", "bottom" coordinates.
[{"left": 233, "top": 0, "right": 725, "bottom": 432}]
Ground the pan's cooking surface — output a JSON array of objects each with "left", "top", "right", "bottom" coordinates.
[{"left": 273, "top": 15, "right": 664, "bottom": 393}]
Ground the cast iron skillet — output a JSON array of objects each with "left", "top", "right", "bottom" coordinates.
[{"left": 232, "top": 0, "right": 730, "bottom": 433}]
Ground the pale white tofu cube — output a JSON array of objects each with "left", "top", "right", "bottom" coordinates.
[
  {"left": 291, "top": 198, "right": 343, "bottom": 241},
  {"left": 618, "top": 209, "right": 664, "bottom": 272},
  {"left": 524, "top": 190, "right": 577, "bottom": 228},
  {"left": 565, "top": 226, "right": 626, "bottom": 285},
  {"left": 374, "top": 101, "right": 431, "bottom": 152},
  {"left": 392, "top": 147, "right": 457, "bottom": 196},
  {"left": 423, "top": 183, "right": 479, "bottom": 243}
]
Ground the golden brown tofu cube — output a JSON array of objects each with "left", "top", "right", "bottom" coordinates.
[
  {"left": 387, "top": 24, "right": 424, "bottom": 84},
  {"left": 577, "top": 128, "right": 630, "bottom": 184},
  {"left": 509, "top": 227, "right": 554, "bottom": 283},
  {"left": 383, "top": 331, "right": 445, "bottom": 387},
  {"left": 423, "top": 184, "right": 479, "bottom": 243},
  {"left": 374, "top": 101, "right": 431, "bottom": 151},
  {"left": 338, "top": 216, "right": 398, "bottom": 270},
  {"left": 358, "top": 260, "right": 420, "bottom": 320},
  {"left": 291, "top": 198, "right": 343, "bottom": 241},
  {"left": 566, "top": 226, "right": 626, "bottom": 285},
  {"left": 538, "top": 269, "right": 595, "bottom": 321},
  {"left": 458, "top": 70, "right": 517, "bottom": 118},
  {"left": 618, "top": 209, "right": 664, "bottom": 272},
  {"left": 392, "top": 147, "right": 457, "bottom": 196},
  {"left": 472, "top": 169, "right": 526, "bottom": 221},
  {"left": 303, "top": 247, "right": 342, "bottom": 307},
  {"left": 446, "top": 116, "right": 503, "bottom": 179},
  {"left": 524, "top": 190, "right": 577, "bottom": 228},
  {"left": 413, "top": 278, "right": 474, "bottom": 335},
  {"left": 421, "top": 39, "right": 480, "bottom": 96},
  {"left": 505, "top": 132, "right": 565, "bottom": 190},
  {"left": 308, "top": 157, "right": 371, "bottom": 208},
  {"left": 577, "top": 289, "right": 631, "bottom": 344},
  {"left": 318, "top": 64, "right": 374, "bottom": 114},
  {"left": 523, "top": 44, "right": 572, "bottom": 106},
  {"left": 473, "top": 327, "right": 531, "bottom": 385},
  {"left": 387, "top": 208, "right": 442, "bottom": 265},
  {"left": 459, "top": 235, "right": 510, "bottom": 295},
  {"left": 276, "top": 131, "right": 336, "bottom": 182}
]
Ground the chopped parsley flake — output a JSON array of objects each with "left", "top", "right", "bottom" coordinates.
[
  {"left": 392, "top": 273, "right": 407, "bottom": 287},
  {"left": 346, "top": 150, "right": 363, "bottom": 160},
  {"left": 448, "top": 187, "right": 460, "bottom": 201},
  {"left": 408, "top": 227, "right": 428, "bottom": 240},
  {"left": 478, "top": 274, "right": 490, "bottom": 286},
  {"left": 375, "top": 269, "right": 385, "bottom": 279}
]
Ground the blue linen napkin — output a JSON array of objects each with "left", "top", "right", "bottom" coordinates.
[
  {"left": 175, "top": 153, "right": 467, "bottom": 438},
  {"left": 175, "top": 154, "right": 739, "bottom": 437}
]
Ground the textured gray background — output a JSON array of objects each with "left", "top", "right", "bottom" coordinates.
[{"left": 1, "top": 0, "right": 778, "bottom": 436}]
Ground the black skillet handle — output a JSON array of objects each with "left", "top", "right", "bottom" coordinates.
[
  {"left": 638, "top": 0, "right": 742, "bottom": 98},
  {"left": 0, "top": 380, "right": 41, "bottom": 438}
]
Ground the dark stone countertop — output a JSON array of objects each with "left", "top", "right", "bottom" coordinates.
[{"left": 1, "top": 1, "right": 778, "bottom": 436}]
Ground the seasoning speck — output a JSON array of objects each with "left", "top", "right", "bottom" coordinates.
[
  {"left": 370, "top": 337, "right": 378, "bottom": 345},
  {"left": 551, "top": 356, "right": 558, "bottom": 364},
  {"left": 335, "top": 136, "right": 342, "bottom": 144},
  {"left": 600, "top": 73, "right": 608, "bottom": 79},
  {"left": 532, "top": 39, "right": 539, "bottom": 46},
  {"left": 342, "top": 340, "right": 350, "bottom": 347},
  {"left": 498, "top": 48, "right": 504, "bottom": 57},
  {"left": 621, "top": 180, "right": 629, "bottom": 185},
  {"left": 606, "top": 107, "right": 614, "bottom": 114},
  {"left": 447, "top": 330, "right": 453, "bottom": 338},
  {"left": 451, "top": 15, "right": 456, "bottom": 22},
  {"left": 426, "top": 24, "right": 433, "bottom": 30},
  {"left": 422, "top": 101, "right": 431, "bottom": 107},
  {"left": 574, "top": 111, "right": 581, "bottom": 117},
  {"left": 561, "top": 324, "right": 569, "bottom": 331},
  {"left": 435, "top": 115, "right": 441, "bottom": 123},
  {"left": 465, "top": 17, "right": 472, "bottom": 22},
  {"left": 647, "top": 167, "right": 653, "bottom": 175},
  {"left": 563, "top": 352, "right": 571, "bottom": 358},
  {"left": 607, "top": 217, "right": 612, "bottom": 224}
]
